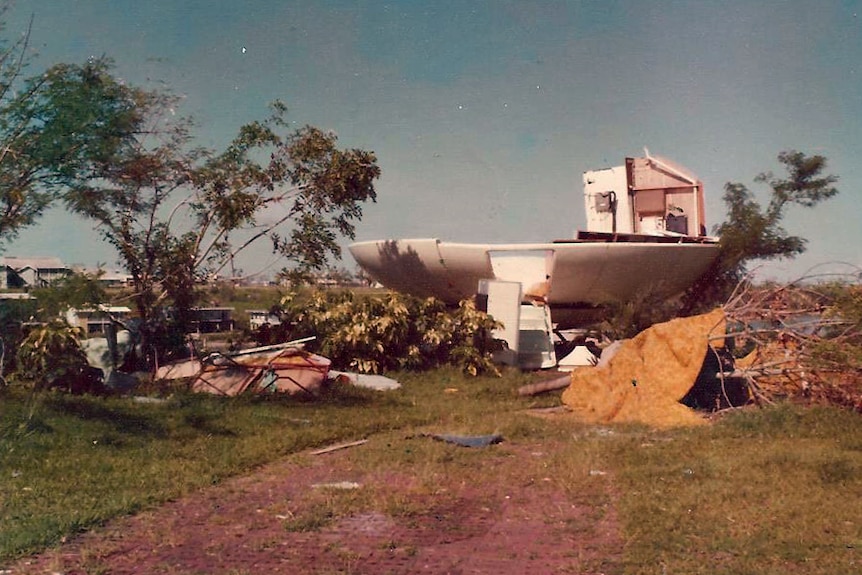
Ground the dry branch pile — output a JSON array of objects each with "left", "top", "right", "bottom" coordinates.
[{"left": 721, "top": 278, "right": 862, "bottom": 411}]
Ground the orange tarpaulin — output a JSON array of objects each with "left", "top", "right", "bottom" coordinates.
[{"left": 561, "top": 308, "right": 726, "bottom": 427}]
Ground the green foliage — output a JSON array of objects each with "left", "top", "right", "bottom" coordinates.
[
  {"left": 56, "top": 62, "right": 202, "bottom": 354},
  {"left": 55, "top": 65, "right": 380, "bottom": 363},
  {"left": 682, "top": 151, "right": 839, "bottom": 313},
  {"left": 15, "top": 320, "right": 92, "bottom": 392},
  {"left": 0, "top": 47, "right": 143, "bottom": 244},
  {"left": 821, "top": 282, "right": 862, "bottom": 326},
  {"left": 274, "top": 290, "right": 502, "bottom": 376},
  {"left": 266, "top": 123, "right": 381, "bottom": 280},
  {"left": 30, "top": 271, "right": 107, "bottom": 319},
  {"left": 0, "top": 16, "right": 380, "bottom": 369},
  {"left": 2, "top": 274, "right": 106, "bottom": 383},
  {"left": 598, "top": 286, "right": 685, "bottom": 340},
  {"left": 811, "top": 282, "right": 862, "bottom": 372},
  {"left": 0, "top": 296, "right": 36, "bottom": 369}
]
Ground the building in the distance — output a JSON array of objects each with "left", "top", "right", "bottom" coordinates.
[
  {"left": 247, "top": 309, "right": 282, "bottom": 331},
  {"left": 191, "top": 307, "right": 235, "bottom": 333},
  {"left": 1, "top": 256, "right": 71, "bottom": 289},
  {"left": 66, "top": 306, "right": 133, "bottom": 336},
  {"left": 71, "top": 266, "right": 133, "bottom": 288}
]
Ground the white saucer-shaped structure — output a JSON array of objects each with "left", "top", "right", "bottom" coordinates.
[
  {"left": 349, "top": 236, "right": 719, "bottom": 328},
  {"left": 350, "top": 153, "right": 721, "bottom": 328}
]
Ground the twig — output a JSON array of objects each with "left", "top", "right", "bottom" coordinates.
[{"left": 310, "top": 439, "right": 368, "bottom": 455}]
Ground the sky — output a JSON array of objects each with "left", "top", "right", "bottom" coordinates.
[{"left": 4, "top": 0, "right": 861, "bottom": 282}]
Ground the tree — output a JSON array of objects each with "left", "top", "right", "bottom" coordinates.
[
  {"left": 61, "top": 67, "right": 380, "bottom": 364},
  {"left": 0, "top": 15, "right": 142, "bottom": 245},
  {"left": 30, "top": 271, "right": 107, "bottom": 319},
  {"left": 682, "top": 150, "right": 839, "bottom": 313}
]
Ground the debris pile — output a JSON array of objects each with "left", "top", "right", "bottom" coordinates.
[
  {"left": 156, "top": 340, "right": 330, "bottom": 396},
  {"left": 722, "top": 281, "right": 862, "bottom": 411},
  {"left": 560, "top": 279, "right": 862, "bottom": 427},
  {"left": 561, "top": 309, "right": 726, "bottom": 427}
]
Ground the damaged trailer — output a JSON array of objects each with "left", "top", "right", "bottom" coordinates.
[{"left": 156, "top": 339, "right": 331, "bottom": 396}]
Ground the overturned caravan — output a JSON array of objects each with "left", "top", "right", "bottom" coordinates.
[{"left": 350, "top": 153, "right": 720, "bottom": 330}]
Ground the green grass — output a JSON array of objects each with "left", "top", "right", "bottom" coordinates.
[
  {"left": 609, "top": 405, "right": 862, "bottom": 574},
  {"left": 2, "top": 369, "right": 861, "bottom": 574},
  {"left": 0, "top": 367, "right": 551, "bottom": 561}
]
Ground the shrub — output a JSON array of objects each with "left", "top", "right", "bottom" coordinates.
[
  {"left": 15, "top": 320, "right": 102, "bottom": 393},
  {"left": 269, "top": 290, "right": 501, "bottom": 376}
]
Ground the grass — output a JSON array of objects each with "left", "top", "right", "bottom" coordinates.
[
  {"left": 0, "top": 367, "right": 551, "bottom": 561},
  {"left": 609, "top": 405, "right": 862, "bottom": 574},
  {"left": 2, "top": 368, "right": 861, "bottom": 574}
]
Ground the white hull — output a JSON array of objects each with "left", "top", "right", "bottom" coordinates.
[{"left": 349, "top": 237, "right": 719, "bottom": 328}]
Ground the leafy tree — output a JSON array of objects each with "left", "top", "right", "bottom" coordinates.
[
  {"left": 60, "top": 66, "right": 380, "bottom": 365},
  {"left": 30, "top": 271, "right": 107, "bottom": 319},
  {"left": 682, "top": 151, "right": 839, "bottom": 313},
  {"left": 0, "top": 294, "right": 36, "bottom": 381},
  {"left": 0, "top": 16, "right": 142, "bottom": 245}
]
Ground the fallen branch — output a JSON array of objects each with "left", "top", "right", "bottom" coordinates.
[
  {"left": 517, "top": 375, "right": 571, "bottom": 396},
  {"left": 720, "top": 273, "right": 862, "bottom": 410},
  {"left": 310, "top": 439, "right": 368, "bottom": 455}
]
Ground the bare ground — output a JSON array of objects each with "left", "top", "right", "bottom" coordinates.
[{"left": 7, "top": 439, "right": 623, "bottom": 575}]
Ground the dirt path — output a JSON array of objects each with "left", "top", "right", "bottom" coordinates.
[{"left": 8, "top": 440, "right": 623, "bottom": 574}]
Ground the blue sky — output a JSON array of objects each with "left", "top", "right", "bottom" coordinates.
[{"left": 5, "top": 0, "right": 861, "bottom": 281}]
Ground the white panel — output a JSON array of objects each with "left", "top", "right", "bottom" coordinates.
[
  {"left": 488, "top": 250, "right": 554, "bottom": 299},
  {"left": 583, "top": 166, "right": 631, "bottom": 233},
  {"left": 478, "top": 279, "right": 522, "bottom": 365},
  {"left": 517, "top": 304, "right": 557, "bottom": 369}
]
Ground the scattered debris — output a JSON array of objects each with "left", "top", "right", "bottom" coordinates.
[
  {"left": 595, "top": 340, "right": 623, "bottom": 368},
  {"left": 426, "top": 433, "right": 504, "bottom": 448},
  {"left": 80, "top": 329, "right": 135, "bottom": 375},
  {"left": 104, "top": 370, "right": 141, "bottom": 392},
  {"left": 132, "top": 396, "right": 167, "bottom": 404},
  {"left": 312, "top": 481, "right": 361, "bottom": 490},
  {"left": 190, "top": 340, "right": 329, "bottom": 396},
  {"left": 557, "top": 344, "right": 600, "bottom": 371},
  {"left": 518, "top": 375, "right": 571, "bottom": 396},
  {"left": 329, "top": 370, "right": 401, "bottom": 391},
  {"left": 521, "top": 405, "right": 572, "bottom": 418},
  {"left": 154, "top": 358, "right": 202, "bottom": 380},
  {"left": 551, "top": 279, "right": 861, "bottom": 426},
  {"left": 722, "top": 281, "right": 862, "bottom": 410},
  {"left": 310, "top": 439, "right": 369, "bottom": 455}
]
